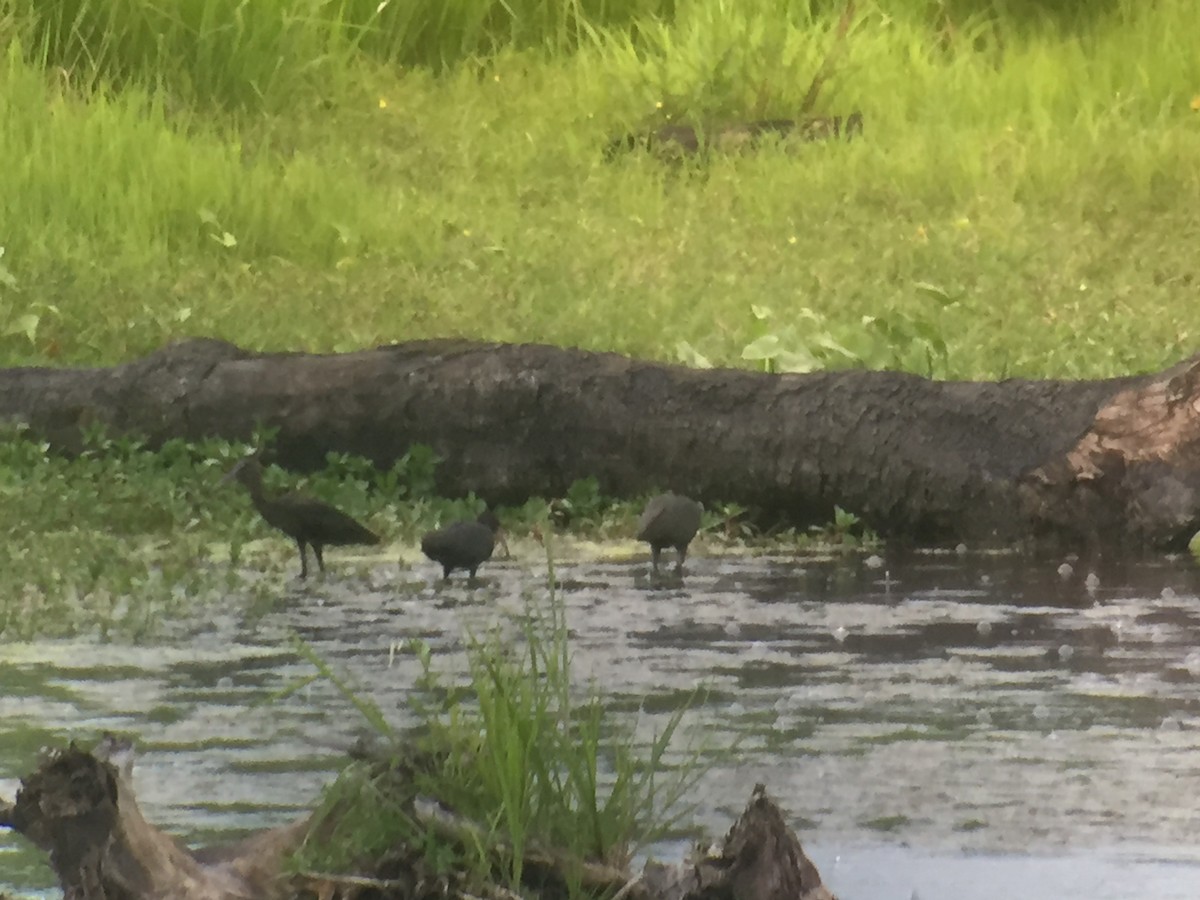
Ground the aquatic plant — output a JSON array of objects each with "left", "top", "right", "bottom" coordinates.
[{"left": 293, "top": 556, "right": 705, "bottom": 890}]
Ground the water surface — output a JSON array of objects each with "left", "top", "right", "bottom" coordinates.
[{"left": 3, "top": 547, "right": 1200, "bottom": 899}]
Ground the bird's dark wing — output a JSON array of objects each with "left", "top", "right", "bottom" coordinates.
[
  {"left": 636, "top": 495, "right": 669, "bottom": 541},
  {"left": 421, "top": 522, "right": 494, "bottom": 563},
  {"left": 421, "top": 525, "right": 455, "bottom": 560},
  {"left": 274, "top": 494, "right": 380, "bottom": 545},
  {"left": 677, "top": 500, "right": 703, "bottom": 543}
]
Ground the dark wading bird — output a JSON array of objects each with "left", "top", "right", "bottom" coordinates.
[
  {"left": 223, "top": 456, "right": 381, "bottom": 579},
  {"left": 637, "top": 493, "right": 703, "bottom": 575},
  {"left": 421, "top": 509, "right": 508, "bottom": 582}
]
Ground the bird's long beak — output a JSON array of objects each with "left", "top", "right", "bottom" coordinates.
[{"left": 220, "top": 457, "right": 250, "bottom": 485}]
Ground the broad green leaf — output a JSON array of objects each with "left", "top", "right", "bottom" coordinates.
[
  {"left": 776, "top": 347, "right": 821, "bottom": 373},
  {"left": 675, "top": 340, "right": 713, "bottom": 369},
  {"left": 913, "top": 280, "right": 957, "bottom": 306},
  {"left": 741, "top": 333, "right": 781, "bottom": 360},
  {"left": 6, "top": 314, "right": 39, "bottom": 342}
]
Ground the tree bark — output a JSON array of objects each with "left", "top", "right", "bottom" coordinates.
[
  {"left": 1, "top": 338, "right": 1198, "bottom": 547},
  {"left": 641, "top": 784, "right": 836, "bottom": 900}
]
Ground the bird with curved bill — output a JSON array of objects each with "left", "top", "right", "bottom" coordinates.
[{"left": 223, "top": 455, "right": 380, "bottom": 579}]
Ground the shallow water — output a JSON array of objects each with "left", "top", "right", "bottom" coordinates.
[{"left": 4, "top": 547, "right": 1200, "bottom": 898}]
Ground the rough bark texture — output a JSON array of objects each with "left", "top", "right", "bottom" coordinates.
[
  {"left": 641, "top": 784, "right": 835, "bottom": 900},
  {"left": 3, "top": 738, "right": 306, "bottom": 900},
  {"left": 1, "top": 338, "right": 1198, "bottom": 547}
]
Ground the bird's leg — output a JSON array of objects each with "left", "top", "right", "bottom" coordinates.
[
  {"left": 675, "top": 546, "right": 687, "bottom": 574},
  {"left": 314, "top": 544, "right": 326, "bottom": 575},
  {"left": 650, "top": 546, "right": 662, "bottom": 574},
  {"left": 297, "top": 541, "right": 309, "bottom": 579}
]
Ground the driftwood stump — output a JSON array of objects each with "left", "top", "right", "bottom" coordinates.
[
  {"left": 641, "top": 784, "right": 836, "bottom": 900},
  {"left": 2, "top": 741, "right": 834, "bottom": 900},
  {"left": 1, "top": 736, "right": 307, "bottom": 900},
  {"left": 1, "top": 338, "right": 1199, "bottom": 547}
]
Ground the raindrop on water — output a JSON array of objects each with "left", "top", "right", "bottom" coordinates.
[
  {"left": 1160, "top": 716, "right": 1181, "bottom": 733},
  {"left": 865, "top": 554, "right": 885, "bottom": 569},
  {"left": 1033, "top": 704, "right": 1051, "bottom": 721},
  {"left": 832, "top": 626, "right": 849, "bottom": 644},
  {"left": 1161, "top": 586, "right": 1177, "bottom": 601},
  {"left": 976, "top": 620, "right": 993, "bottom": 637},
  {"left": 1057, "top": 562, "right": 1074, "bottom": 579},
  {"left": 724, "top": 621, "right": 742, "bottom": 638},
  {"left": 1058, "top": 644, "right": 1074, "bottom": 661},
  {"left": 955, "top": 543, "right": 968, "bottom": 555},
  {"left": 1085, "top": 572, "right": 1100, "bottom": 592}
]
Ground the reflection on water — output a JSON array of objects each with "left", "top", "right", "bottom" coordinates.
[{"left": 4, "top": 548, "right": 1200, "bottom": 899}]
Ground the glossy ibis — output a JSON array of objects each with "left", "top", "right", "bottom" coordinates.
[
  {"left": 421, "top": 509, "right": 508, "bottom": 582},
  {"left": 223, "top": 456, "right": 380, "bottom": 579},
  {"left": 637, "top": 493, "right": 703, "bottom": 575}
]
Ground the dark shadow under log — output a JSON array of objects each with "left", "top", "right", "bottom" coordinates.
[{"left": 1, "top": 338, "right": 1199, "bottom": 547}]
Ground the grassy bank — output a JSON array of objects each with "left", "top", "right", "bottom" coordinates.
[{"left": 0, "top": 0, "right": 1197, "bottom": 378}]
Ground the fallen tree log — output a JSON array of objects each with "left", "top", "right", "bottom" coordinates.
[
  {"left": 1, "top": 338, "right": 1199, "bottom": 547},
  {"left": 1, "top": 740, "right": 835, "bottom": 900}
]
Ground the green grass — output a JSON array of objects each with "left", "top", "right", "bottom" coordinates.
[
  {"left": 293, "top": 580, "right": 703, "bottom": 889},
  {"left": 0, "top": 0, "right": 1196, "bottom": 379}
]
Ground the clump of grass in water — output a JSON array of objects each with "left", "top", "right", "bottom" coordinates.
[{"left": 293, "top": 551, "right": 705, "bottom": 892}]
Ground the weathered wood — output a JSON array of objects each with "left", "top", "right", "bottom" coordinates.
[
  {"left": 3, "top": 742, "right": 832, "bottom": 900},
  {"left": 1, "top": 339, "right": 1198, "bottom": 547},
  {"left": 3, "top": 736, "right": 308, "bottom": 900},
  {"left": 635, "top": 784, "right": 836, "bottom": 900},
  {"left": 1018, "top": 354, "right": 1200, "bottom": 547}
]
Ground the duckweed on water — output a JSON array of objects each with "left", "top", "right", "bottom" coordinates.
[{"left": 0, "top": 428, "right": 832, "bottom": 639}]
